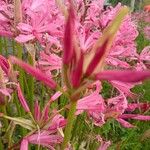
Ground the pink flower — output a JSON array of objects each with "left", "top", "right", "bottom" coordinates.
[
  {"left": 38, "top": 51, "right": 62, "bottom": 77},
  {"left": 21, "top": 131, "right": 63, "bottom": 149},
  {"left": 16, "top": 0, "right": 64, "bottom": 44},
  {"left": 0, "top": 1, "right": 14, "bottom": 37},
  {"left": 76, "top": 81, "right": 106, "bottom": 126},
  {"left": 63, "top": 2, "right": 129, "bottom": 88},
  {"left": 48, "top": 114, "right": 67, "bottom": 132},
  {"left": 77, "top": 92, "right": 105, "bottom": 115},
  {"left": 97, "top": 135, "right": 111, "bottom": 150},
  {"left": 15, "top": 14, "right": 61, "bottom": 43},
  {"left": 111, "top": 81, "right": 138, "bottom": 98}
]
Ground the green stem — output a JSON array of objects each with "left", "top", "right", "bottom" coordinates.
[
  {"left": 16, "top": 43, "right": 24, "bottom": 91},
  {"left": 3, "top": 38, "right": 8, "bottom": 56},
  {"left": 63, "top": 64, "right": 71, "bottom": 90},
  {"left": 8, "top": 123, "right": 15, "bottom": 147},
  {"left": 13, "top": 92, "right": 21, "bottom": 116},
  {"left": 61, "top": 100, "right": 77, "bottom": 150},
  {"left": 0, "top": 138, "right": 4, "bottom": 150},
  {"left": 15, "top": 43, "right": 28, "bottom": 136},
  {"left": 12, "top": 39, "right": 16, "bottom": 55},
  {"left": 1, "top": 105, "right": 8, "bottom": 128},
  {"left": 27, "top": 54, "right": 34, "bottom": 113},
  {"left": 0, "top": 37, "right": 3, "bottom": 54}
]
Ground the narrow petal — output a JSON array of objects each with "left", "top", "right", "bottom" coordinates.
[
  {"left": 117, "top": 118, "right": 135, "bottom": 128},
  {"left": 0, "top": 55, "right": 10, "bottom": 75},
  {"left": 96, "top": 70, "right": 150, "bottom": 83},
  {"left": 15, "top": 34, "right": 35, "bottom": 43},
  {"left": 51, "top": 91, "right": 62, "bottom": 101},
  {"left": 34, "top": 101, "right": 41, "bottom": 122},
  {"left": 71, "top": 53, "right": 83, "bottom": 88},
  {"left": 85, "top": 39, "right": 108, "bottom": 76},
  {"left": 120, "top": 114, "right": 150, "bottom": 121},
  {"left": 63, "top": 2, "right": 75, "bottom": 64},
  {"left": 28, "top": 132, "right": 63, "bottom": 144},
  {"left": 20, "top": 139, "right": 28, "bottom": 150},
  {"left": 9, "top": 56, "right": 57, "bottom": 89},
  {"left": 17, "top": 84, "right": 30, "bottom": 112},
  {"left": 17, "top": 23, "right": 33, "bottom": 32}
]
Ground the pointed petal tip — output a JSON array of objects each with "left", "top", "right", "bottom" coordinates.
[
  {"left": 95, "top": 70, "right": 150, "bottom": 83},
  {"left": 9, "top": 56, "right": 57, "bottom": 89}
]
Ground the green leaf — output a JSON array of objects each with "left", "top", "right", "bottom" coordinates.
[{"left": 3, "top": 115, "right": 35, "bottom": 130}]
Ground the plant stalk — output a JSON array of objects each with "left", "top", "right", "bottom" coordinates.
[{"left": 61, "top": 100, "right": 77, "bottom": 150}]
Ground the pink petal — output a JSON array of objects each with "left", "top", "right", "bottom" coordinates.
[
  {"left": 48, "top": 114, "right": 66, "bottom": 131},
  {"left": 85, "top": 39, "right": 108, "bottom": 76},
  {"left": 77, "top": 93, "right": 105, "bottom": 113},
  {"left": 17, "top": 23, "right": 33, "bottom": 32},
  {"left": 98, "top": 141, "right": 111, "bottom": 150},
  {"left": 34, "top": 100, "right": 41, "bottom": 122},
  {"left": 20, "top": 139, "right": 28, "bottom": 150},
  {"left": 17, "top": 84, "right": 30, "bottom": 112},
  {"left": 9, "top": 56, "right": 57, "bottom": 89},
  {"left": 71, "top": 53, "right": 83, "bottom": 87},
  {"left": 28, "top": 132, "right": 63, "bottom": 144},
  {"left": 97, "top": 136, "right": 111, "bottom": 150},
  {"left": 63, "top": 2, "right": 75, "bottom": 64},
  {"left": 117, "top": 118, "right": 135, "bottom": 128},
  {"left": 127, "top": 103, "right": 150, "bottom": 112},
  {"left": 0, "top": 30, "right": 13, "bottom": 37},
  {"left": 51, "top": 91, "right": 62, "bottom": 101},
  {"left": 0, "top": 55, "right": 10, "bottom": 74},
  {"left": 111, "top": 81, "right": 137, "bottom": 98},
  {"left": 107, "top": 94, "right": 127, "bottom": 113},
  {"left": 96, "top": 70, "right": 150, "bottom": 83},
  {"left": 120, "top": 114, "right": 150, "bottom": 121},
  {"left": 15, "top": 34, "right": 35, "bottom": 43}
]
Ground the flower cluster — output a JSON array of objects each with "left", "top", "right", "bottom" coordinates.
[{"left": 0, "top": 0, "right": 150, "bottom": 150}]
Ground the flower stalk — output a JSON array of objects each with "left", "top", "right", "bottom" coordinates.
[{"left": 61, "top": 100, "right": 77, "bottom": 150}]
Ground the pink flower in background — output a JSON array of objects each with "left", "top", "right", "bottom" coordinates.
[
  {"left": 15, "top": 0, "right": 64, "bottom": 44},
  {"left": 111, "top": 81, "right": 138, "bottom": 98},
  {"left": 37, "top": 49, "right": 62, "bottom": 77},
  {"left": 0, "top": 0, "right": 14, "bottom": 37},
  {"left": 20, "top": 131, "right": 63, "bottom": 150},
  {"left": 15, "top": 12, "right": 62, "bottom": 43},
  {"left": 0, "top": 55, "right": 15, "bottom": 104},
  {"left": 77, "top": 81, "right": 105, "bottom": 115},
  {"left": 97, "top": 135, "right": 111, "bottom": 150}
]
